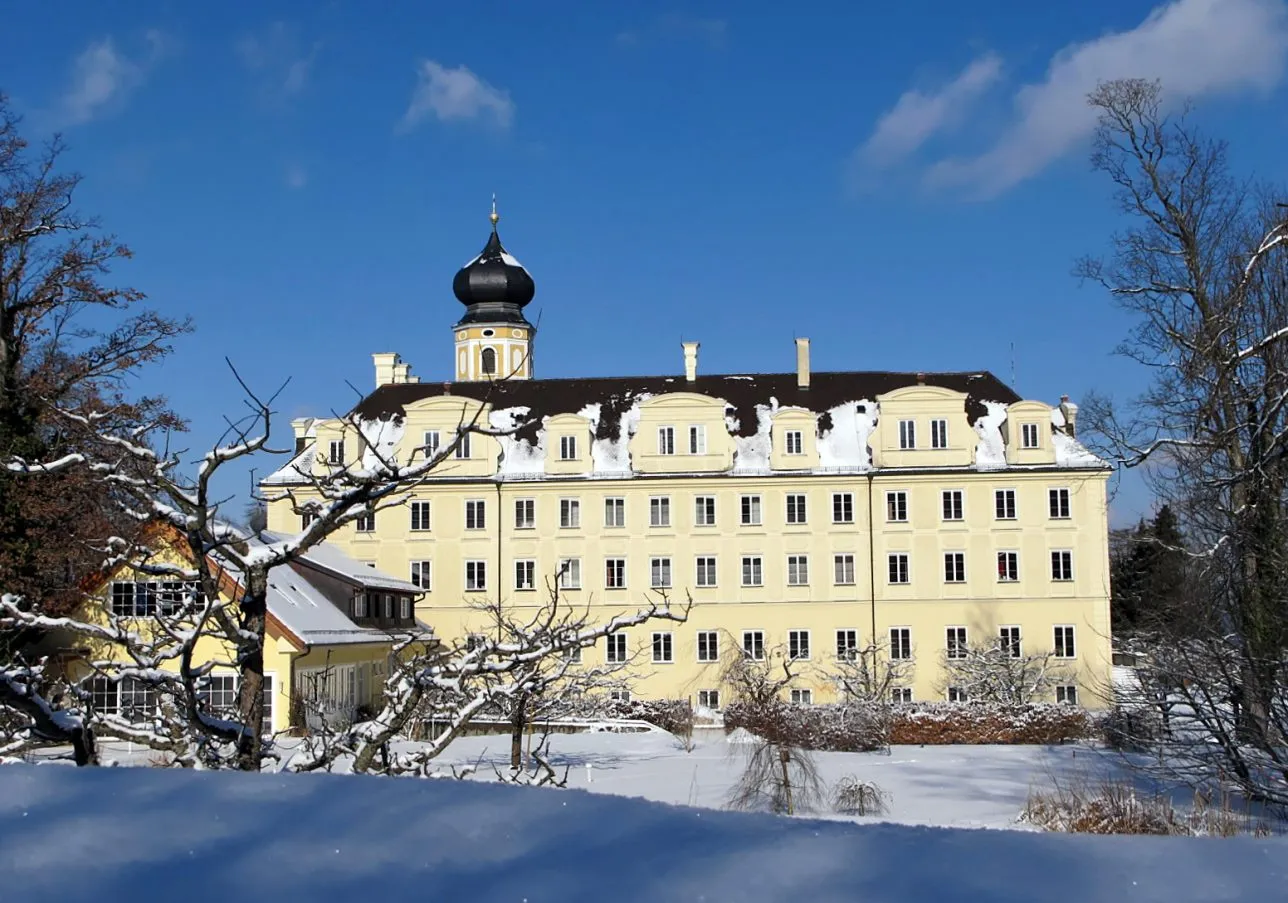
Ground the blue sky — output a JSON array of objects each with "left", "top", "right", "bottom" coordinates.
[{"left": 4, "top": 0, "right": 1287, "bottom": 525}]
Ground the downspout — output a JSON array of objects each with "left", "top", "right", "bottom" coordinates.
[
  {"left": 494, "top": 478, "right": 504, "bottom": 643},
  {"left": 866, "top": 472, "right": 877, "bottom": 648}
]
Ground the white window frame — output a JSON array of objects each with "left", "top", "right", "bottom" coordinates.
[
  {"left": 604, "top": 496, "right": 625, "bottom": 528},
  {"left": 328, "top": 439, "right": 345, "bottom": 464},
  {"left": 1051, "top": 549, "right": 1074, "bottom": 582},
  {"left": 422, "top": 430, "right": 441, "bottom": 457},
  {"left": 931, "top": 418, "right": 948, "bottom": 449},
  {"left": 559, "top": 434, "right": 578, "bottom": 461},
  {"left": 836, "top": 629, "right": 858, "bottom": 660},
  {"left": 1054, "top": 625, "right": 1076, "bottom": 659},
  {"left": 944, "top": 552, "right": 966, "bottom": 583},
  {"left": 832, "top": 492, "right": 854, "bottom": 524},
  {"left": 464, "top": 499, "right": 486, "bottom": 531},
  {"left": 1056, "top": 684, "right": 1079, "bottom": 705},
  {"left": 946, "top": 626, "right": 968, "bottom": 660},
  {"left": 605, "top": 633, "right": 628, "bottom": 664},
  {"left": 464, "top": 560, "right": 487, "bottom": 592},
  {"left": 410, "top": 500, "right": 432, "bottom": 532},
  {"left": 697, "top": 630, "right": 719, "bottom": 663},
  {"left": 695, "top": 556, "right": 718, "bottom": 587},
  {"left": 694, "top": 495, "right": 716, "bottom": 527},
  {"left": 785, "top": 430, "right": 804, "bottom": 455},
  {"left": 997, "top": 550, "right": 1019, "bottom": 582},
  {"left": 790, "top": 688, "right": 813, "bottom": 705},
  {"left": 688, "top": 424, "right": 707, "bottom": 455},
  {"left": 891, "top": 687, "right": 913, "bottom": 704},
  {"left": 559, "top": 497, "right": 581, "bottom": 529},
  {"left": 558, "top": 558, "right": 582, "bottom": 590},
  {"left": 649, "top": 496, "right": 671, "bottom": 528},
  {"left": 898, "top": 419, "right": 916, "bottom": 450},
  {"left": 1021, "top": 422, "right": 1041, "bottom": 449},
  {"left": 514, "top": 498, "right": 535, "bottom": 530},
  {"left": 697, "top": 689, "right": 720, "bottom": 710},
  {"left": 740, "top": 494, "right": 762, "bottom": 526},
  {"left": 400, "top": 597, "right": 413, "bottom": 620},
  {"left": 890, "top": 627, "right": 912, "bottom": 661},
  {"left": 454, "top": 431, "right": 471, "bottom": 459},
  {"left": 833, "top": 553, "right": 855, "bottom": 586},
  {"left": 788, "top": 629, "right": 811, "bottom": 661},
  {"left": 1049, "top": 487, "right": 1071, "bottom": 519},
  {"left": 995, "top": 488, "right": 1017, "bottom": 520},
  {"left": 657, "top": 425, "right": 676, "bottom": 456},
  {"left": 785, "top": 493, "right": 807, "bottom": 525},
  {"left": 652, "top": 631, "right": 674, "bottom": 664},
  {"left": 650, "top": 556, "right": 672, "bottom": 589},
  {"left": 355, "top": 511, "right": 376, "bottom": 533},
  {"left": 787, "top": 554, "right": 809, "bottom": 586},
  {"left": 942, "top": 489, "right": 964, "bottom": 521},
  {"left": 410, "top": 560, "right": 431, "bottom": 590},
  {"left": 605, "top": 557, "right": 627, "bottom": 590},
  {"left": 888, "top": 553, "right": 910, "bottom": 585},
  {"left": 742, "top": 630, "right": 765, "bottom": 661},
  {"left": 741, "top": 555, "right": 763, "bottom": 587},
  {"left": 886, "top": 490, "right": 908, "bottom": 523},
  {"left": 514, "top": 559, "right": 536, "bottom": 591},
  {"left": 999, "top": 626, "right": 1022, "bottom": 658},
  {"left": 947, "top": 687, "right": 968, "bottom": 703}
]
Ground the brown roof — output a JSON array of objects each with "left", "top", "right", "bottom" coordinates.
[{"left": 351, "top": 370, "right": 1021, "bottom": 444}]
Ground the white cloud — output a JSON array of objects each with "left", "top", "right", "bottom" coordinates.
[
  {"left": 236, "top": 23, "right": 321, "bottom": 100},
  {"left": 399, "top": 60, "right": 514, "bottom": 130},
  {"left": 58, "top": 31, "right": 169, "bottom": 127},
  {"left": 923, "top": 0, "right": 1288, "bottom": 197},
  {"left": 285, "top": 163, "right": 307, "bottom": 189},
  {"left": 856, "top": 53, "right": 1002, "bottom": 169}
]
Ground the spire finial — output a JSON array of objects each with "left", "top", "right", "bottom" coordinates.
[{"left": 489, "top": 193, "right": 499, "bottom": 228}]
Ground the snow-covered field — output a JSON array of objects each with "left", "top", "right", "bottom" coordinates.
[{"left": 5, "top": 727, "right": 1285, "bottom": 901}]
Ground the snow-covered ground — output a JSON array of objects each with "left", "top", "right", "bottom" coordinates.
[{"left": 2, "top": 750, "right": 1284, "bottom": 903}]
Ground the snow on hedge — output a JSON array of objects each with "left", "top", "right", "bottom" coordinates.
[{"left": 0, "top": 765, "right": 1281, "bottom": 902}]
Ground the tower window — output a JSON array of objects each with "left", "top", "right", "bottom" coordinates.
[
  {"left": 482, "top": 328, "right": 495, "bottom": 337},
  {"left": 481, "top": 347, "right": 497, "bottom": 376}
]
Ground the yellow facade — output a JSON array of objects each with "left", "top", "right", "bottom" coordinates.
[{"left": 265, "top": 374, "right": 1113, "bottom": 709}]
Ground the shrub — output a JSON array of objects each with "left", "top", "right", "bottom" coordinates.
[
  {"left": 723, "top": 701, "right": 1093, "bottom": 751},
  {"left": 1099, "top": 704, "right": 1163, "bottom": 752},
  {"left": 1021, "top": 777, "right": 1271, "bottom": 837},
  {"left": 832, "top": 776, "right": 890, "bottom": 816}
]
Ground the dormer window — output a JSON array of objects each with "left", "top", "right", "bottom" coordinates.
[
  {"left": 688, "top": 425, "right": 707, "bottom": 455},
  {"left": 559, "top": 435, "right": 578, "bottom": 460},
  {"left": 658, "top": 426, "right": 675, "bottom": 455},
  {"left": 899, "top": 420, "right": 916, "bottom": 450},
  {"left": 481, "top": 347, "right": 497, "bottom": 376},
  {"left": 931, "top": 419, "right": 948, "bottom": 449},
  {"left": 423, "top": 431, "right": 441, "bottom": 456},
  {"left": 328, "top": 440, "right": 345, "bottom": 464},
  {"left": 354, "top": 592, "right": 369, "bottom": 619},
  {"left": 1021, "top": 423, "right": 1041, "bottom": 449},
  {"left": 785, "top": 430, "right": 804, "bottom": 455}
]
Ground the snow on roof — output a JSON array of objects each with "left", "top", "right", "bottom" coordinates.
[
  {"left": 261, "top": 442, "right": 317, "bottom": 486},
  {"left": 260, "top": 532, "right": 421, "bottom": 593},
  {"left": 974, "top": 401, "right": 1009, "bottom": 471},
  {"left": 1050, "top": 408, "right": 1106, "bottom": 468},
  {"left": 266, "top": 565, "right": 414, "bottom": 646}
]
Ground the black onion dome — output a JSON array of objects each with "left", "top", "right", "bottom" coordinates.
[{"left": 452, "top": 227, "right": 535, "bottom": 326}]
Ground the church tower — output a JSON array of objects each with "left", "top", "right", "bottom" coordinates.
[{"left": 451, "top": 201, "right": 536, "bottom": 381}]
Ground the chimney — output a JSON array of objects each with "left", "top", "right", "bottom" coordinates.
[
  {"left": 682, "top": 341, "right": 700, "bottom": 382},
  {"left": 916, "top": 371, "right": 926, "bottom": 385},
  {"left": 290, "top": 417, "right": 315, "bottom": 454},
  {"left": 372, "top": 352, "right": 400, "bottom": 388},
  {"left": 795, "top": 337, "right": 811, "bottom": 389},
  {"left": 392, "top": 361, "right": 418, "bottom": 384},
  {"left": 1059, "top": 394, "right": 1078, "bottom": 437}
]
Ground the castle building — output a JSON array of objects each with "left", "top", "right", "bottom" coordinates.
[{"left": 263, "top": 210, "right": 1112, "bottom": 708}]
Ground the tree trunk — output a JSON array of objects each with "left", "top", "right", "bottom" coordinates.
[
  {"left": 510, "top": 693, "right": 528, "bottom": 770},
  {"left": 779, "top": 747, "right": 793, "bottom": 815},
  {"left": 235, "top": 577, "right": 268, "bottom": 771}
]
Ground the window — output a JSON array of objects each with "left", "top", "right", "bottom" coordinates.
[
  {"left": 832, "top": 492, "right": 854, "bottom": 524},
  {"left": 995, "top": 488, "right": 1017, "bottom": 520},
  {"left": 888, "top": 553, "right": 910, "bottom": 584},
  {"left": 558, "top": 558, "right": 582, "bottom": 590},
  {"left": 119, "top": 677, "right": 157, "bottom": 722},
  {"left": 410, "top": 501, "right": 432, "bottom": 532},
  {"left": 697, "top": 630, "right": 720, "bottom": 662},
  {"left": 787, "top": 554, "right": 809, "bottom": 586},
  {"left": 649, "top": 496, "right": 671, "bottom": 527},
  {"left": 109, "top": 581, "right": 155, "bottom": 617},
  {"left": 383, "top": 595, "right": 393, "bottom": 619},
  {"left": 652, "top": 632, "right": 673, "bottom": 663},
  {"left": 946, "top": 627, "right": 967, "bottom": 659},
  {"left": 200, "top": 674, "right": 238, "bottom": 716},
  {"left": 890, "top": 627, "right": 912, "bottom": 661},
  {"left": 947, "top": 687, "right": 968, "bottom": 703},
  {"left": 481, "top": 347, "right": 497, "bottom": 375},
  {"left": 694, "top": 495, "right": 716, "bottom": 526},
  {"left": 790, "top": 688, "right": 813, "bottom": 705},
  {"left": 931, "top": 418, "right": 948, "bottom": 449},
  {"left": 422, "top": 430, "right": 441, "bottom": 457},
  {"left": 688, "top": 424, "right": 707, "bottom": 454},
  {"left": 605, "top": 633, "right": 628, "bottom": 664},
  {"left": 899, "top": 419, "right": 916, "bottom": 450},
  {"left": 943, "top": 552, "right": 966, "bottom": 583},
  {"left": 400, "top": 597, "right": 413, "bottom": 620},
  {"left": 785, "top": 493, "right": 807, "bottom": 525},
  {"left": 1049, "top": 487, "right": 1071, "bottom": 519},
  {"left": 1051, "top": 550, "right": 1074, "bottom": 581},
  {"left": 1056, "top": 685, "right": 1079, "bottom": 705},
  {"left": 261, "top": 674, "right": 275, "bottom": 736},
  {"left": 355, "top": 512, "right": 376, "bottom": 533},
  {"left": 328, "top": 439, "right": 345, "bottom": 464},
  {"left": 740, "top": 495, "right": 762, "bottom": 526},
  {"left": 695, "top": 556, "right": 717, "bottom": 587},
  {"left": 741, "top": 556, "right": 763, "bottom": 587},
  {"left": 650, "top": 557, "right": 672, "bottom": 589},
  {"left": 886, "top": 491, "right": 908, "bottom": 523},
  {"left": 788, "top": 629, "right": 811, "bottom": 661},
  {"left": 559, "top": 498, "right": 580, "bottom": 529},
  {"left": 836, "top": 629, "right": 858, "bottom": 660},
  {"left": 657, "top": 426, "right": 675, "bottom": 455},
  {"left": 514, "top": 560, "right": 536, "bottom": 591},
  {"left": 465, "top": 499, "right": 486, "bottom": 530},
  {"left": 465, "top": 634, "right": 487, "bottom": 652},
  {"left": 891, "top": 687, "right": 913, "bottom": 704},
  {"left": 1021, "top": 423, "right": 1041, "bottom": 449},
  {"left": 410, "top": 561, "right": 431, "bottom": 590},
  {"left": 514, "top": 498, "right": 535, "bottom": 530},
  {"left": 353, "top": 593, "right": 369, "bottom": 619},
  {"left": 999, "top": 626, "right": 1022, "bottom": 658},
  {"left": 834, "top": 554, "right": 855, "bottom": 585},
  {"left": 942, "top": 490, "right": 963, "bottom": 521},
  {"left": 300, "top": 512, "right": 316, "bottom": 529},
  {"left": 465, "top": 560, "right": 487, "bottom": 591},
  {"left": 559, "top": 435, "right": 577, "bottom": 460},
  {"left": 605, "top": 558, "right": 627, "bottom": 589},
  {"left": 785, "top": 430, "right": 804, "bottom": 455},
  {"left": 1054, "top": 626, "right": 1076, "bottom": 658},
  {"left": 609, "top": 689, "right": 631, "bottom": 703},
  {"left": 454, "top": 431, "right": 471, "bottom": 459},
  {"left": 86, "top": 676, "right": 117, "bottom": 715},
  {"left": 698, "top": 689, "right": 720, "bottom": 710},
  {"left": 997, "top": 551, "right": 1019, "bottom": 582},
  {"left": 742, "top": 630, "right": 765, "bottom": 661},
  {"left": 604, "top": 497, "right": 625, "bottom": 528}
]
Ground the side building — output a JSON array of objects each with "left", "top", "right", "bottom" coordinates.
[{"left": 262, "top": 212, "right": 1112, "bottom": 708}]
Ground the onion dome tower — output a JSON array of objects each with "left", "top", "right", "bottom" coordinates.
[{"left": 451, "top": 198, "right": 536, "bottom": 381}]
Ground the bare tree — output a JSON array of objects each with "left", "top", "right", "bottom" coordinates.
[
  {"left": 1078, "top": 78, "right": 1288, "bottom": 807},
  {"left": 831, "top": 642, "right": 913, "bottom": 704},
  {"left": 283, "top": 586, "right": 688, "bottom": 776},
  {"left": 941, "top": 643, "right": 1070, "bottom": 705},
  {"left": 722, "top": 643, "right": 825, "bottom": 816}
]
